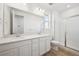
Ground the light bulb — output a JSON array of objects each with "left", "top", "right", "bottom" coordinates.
[{"left": 67, "top": 5, "right": 71, "bottom": 8}]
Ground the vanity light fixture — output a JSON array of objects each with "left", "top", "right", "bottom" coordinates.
[
  {"left": 36, "top": 7, "right": 39, "bottom": 10},
  {"left": 35, "top": 7, "right": 45, "bottom": 12},
  {"left": 24, "top": 3, "right": 26, "bottom": 6},
  {"left": 66, "top": 4, "right": 71, "bottom": 8},
  {"left": 48, "top": 3, "right": 53, "bottom": 6}
]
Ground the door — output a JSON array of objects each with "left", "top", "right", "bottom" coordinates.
[{"left": 66, "top": 16, "right": 79, "bottom": 51}]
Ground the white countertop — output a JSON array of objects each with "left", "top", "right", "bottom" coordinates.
[{"left": 0, "top": 33, "right": 50, "bottom": 45}]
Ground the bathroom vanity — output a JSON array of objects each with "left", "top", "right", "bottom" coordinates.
[
  {"left": 0, "top": 34, "right": 51, "bottom": 56},
  {"left": 0, "top": 4, "right": 51, "bottom": 56}
]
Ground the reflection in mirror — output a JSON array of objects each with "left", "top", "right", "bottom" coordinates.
[
  {"left": 3, "top": 5, "right": 48, "bottom": 37},
  {"left": 44, "top": 16, "right": 49, "bottom": 32},
  {"left": 14, "top": 15, "right": 24, "bottom": 34},
  {"left": 11, "top": 14, "right": 24, "bottom": 35}
]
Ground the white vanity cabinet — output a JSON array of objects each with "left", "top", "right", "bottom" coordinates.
[
  {"left": 19, "top": 40, "right": 32, "bottom": 56},
  {"left": 31, "top": 35, "right": 51, "bottom": 56},
  {"left": 32, "top": 38, "right": 40, "bottom": 56},
  {"left": 0, "top": 35, "right": 51, "bottom": 56},
  {"left": 19, "top": 45, "right": 31, "bottom": 56},
  {"left": 0, "top": 48, "right": 19, "bottom": 56},
  {"left": 0, "top": 42, "right": 20, "bottom": 56},
  {"left": 40, "top": 36, "right": 51, "bottom": 55},
  {"left": 45, "top": 36, "right": 51, "bottom": 52},
  {"left": 0, "top": 39, "right": 32, "bottom": 56},
  {"left": 40, "top": 37, "right": 46, "bottom": 55}
]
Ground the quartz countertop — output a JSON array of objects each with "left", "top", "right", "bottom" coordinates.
[{"left": 0, "top": 33, "right": 50, "bottom": 45}]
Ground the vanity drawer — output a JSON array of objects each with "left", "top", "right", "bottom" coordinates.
[
  {"left": 32, "top": 38, "right": 39, "bottom": 43},
  {"left": 0, "top": 48, "right": 19, "bottom": 56},
  {"left": 0, "top": 40, "right": 31, "bottom": 52}
]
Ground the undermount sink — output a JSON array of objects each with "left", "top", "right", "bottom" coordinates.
[{"left": 16, "top": 35, "right": 21, "bottom": 37}]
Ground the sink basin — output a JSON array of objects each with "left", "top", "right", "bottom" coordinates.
[{"left": 16, "top": 35, "right": 21, "bottom": 37}]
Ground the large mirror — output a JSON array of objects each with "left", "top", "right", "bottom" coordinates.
[{"left": 1, "top": 3, "right": 49, "bottom": 37}]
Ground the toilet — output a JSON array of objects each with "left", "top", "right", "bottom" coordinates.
[{"left": 51, "top": 40, "right": 62, "bottom": 51}]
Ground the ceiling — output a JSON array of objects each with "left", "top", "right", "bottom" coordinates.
[{"left": 27, "top": 3, "right": 79, "bottom": 13}]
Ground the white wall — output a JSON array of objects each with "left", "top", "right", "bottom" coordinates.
[
  {"left": 24, "top": 13, "right": 44, "bottom": 34},
  {"left": 49, "top": 12, "right": 54, "bottom": 40},
  {"left": 0, "top": 3, "right": 3, "bottom": 37},
  {"left": 54, "top": 12, "right": 60, "bottom": 41},
  {"left": 59, "top": 17, "right": 65, "bottom": 46},
  {"left": 62, "top": 7, "right": 79, "bottom": 18},
  {"left": 51, "top": 11, "right": 65, "bottom": 46},
  {"left": 3, "top": 4, "right": 11, "bottom": 36}
]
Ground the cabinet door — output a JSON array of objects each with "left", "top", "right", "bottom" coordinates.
[
  {"left": 40, "top": 37, "right": 46, "bottom": 55},
  {"left": 45, "top": 37, "right": 51, "bottom": 52},
  {"left": 32, "top": 38, "right": 39, "bottom": 56},
  {"left": 19, "top": 45, "right": 31, "bottom": 56},
  {"left": 0, "top": 48, "right": 19, "bottom": 56}
]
